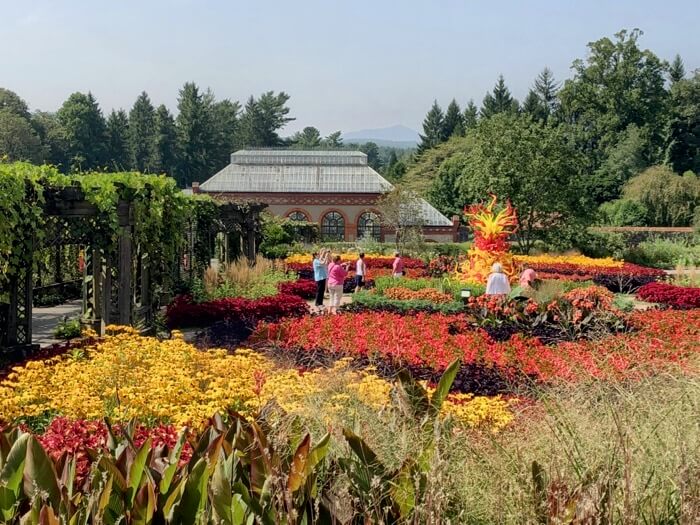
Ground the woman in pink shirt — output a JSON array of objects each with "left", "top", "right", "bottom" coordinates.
[
  {"left": 327, "top": 255, "right": 349, "bottom": 314},
  {"left": 392, "top": 251, "right": 404, "bottom": 278}
]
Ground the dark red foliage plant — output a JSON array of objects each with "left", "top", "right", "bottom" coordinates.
[{"left": 637, "top": 282, "right": 700, "bottom": 309}]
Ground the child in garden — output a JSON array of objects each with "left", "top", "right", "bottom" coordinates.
[{"left": 485, "top": 262, "right": 511, "bottom": 295}]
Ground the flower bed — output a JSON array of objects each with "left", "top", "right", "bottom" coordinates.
[
  {"left": 166, "top": 292, "right": 308, "bottom": 328},
  {"left": 253, "top": 309, "right": 700, "bottom": 383},
  {"left": 383, "top": 286, "right": 455, "bottom": 303},
  {"left": 523, "top": 262, "right": 665, "bottom": 292},
  {"left": 0, "top": 327, "right": 515, "bottom": 431},
  {"left": 637, "top": 282, "right": 700, "bottom": 309},
  {"left": 285, "top": 253, "right": 427, "bottom": 270},
  {"left": 514, "top": 254, "right": 624, "bottom": 268},
  {"left": 277, "top": 278, "right": 317, "bottom": 299}
]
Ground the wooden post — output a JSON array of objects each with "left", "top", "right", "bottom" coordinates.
[{"left": 117, "top": 227, "right": 132, "bottom": 325}]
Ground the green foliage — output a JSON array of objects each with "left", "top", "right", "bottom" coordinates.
[
  {"left": 598, "top": 198, "right": 649, "bottom": 226},
  {"left": 0, "top": 110, "right": 44, "bottom": 163},
  {"left": 417, "top": 100, "right": 446, "bottom": 154},
  {"left": 56, "top": 92, "right": 108, "bottom": 172},
  {"left": 344, "top": 291, "right": 466, "bottom": 315},
  {"left": 260, "top": 214, "right": 318, "bottom": 259},
  {"left": 665, "top": 71, "right": 700, "bottom": 175},
  {"left": 458, "top": 114, "right": 591, "bottom": 253},
  {"left": 128, "top": 91, "right": 158, "bottom": 172},
  {"left": 442, "top": 99, "right": 463, "bottom": 139},
  {"left": 53, "top": 317, "right": 81, "bottom": 340},
  {"left": 578, "top": 230, "right": 628, "bottom": 259},
  {"left": 623, "top": 165, "right": 700, "bottom": 226},
  {"left": 105, "top": 109, "right": 130, "bottom": 171},
  {"left": 290, "top": 126, "right": 322, "bottom": 149},
  {"left": 624, "top": 238, "right": 700, "bottom": 269},
  {"left": 480, "top": 75, "right": 520, "bottom": 118}
]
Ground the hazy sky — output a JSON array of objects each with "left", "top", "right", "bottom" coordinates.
[{"left": 2, "top": 0, "right": 699, "bottom": 135}]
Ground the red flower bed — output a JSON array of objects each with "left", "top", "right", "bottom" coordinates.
[
  {"left": 527, "top": 262, "right": 665, "bottom": 292},
  {"left": 278, "top": 279, "right": 317, "bottom": 299},
  {"left": 637, "top": 282, "right": 700, "bottom": 309},
  {"left": 252, "top": 309, "right": 700, "bottom": 383},
  {"left": 37, "top": 417, "right": 192, "bottom": 486},
  {"left": 166, "top": 293, "right": 308, "bottom": 328}
]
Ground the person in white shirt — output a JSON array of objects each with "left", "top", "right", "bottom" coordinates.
[
  {"left": 485, "top": 262, "right": 511, "bottom": 295},
  {"left": 354, "top": 252, "right": 366, "bottom": 292}
]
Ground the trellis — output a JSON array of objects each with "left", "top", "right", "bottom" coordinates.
[{"left": 0, "top": 182, "right": 266, "bottom": 358}]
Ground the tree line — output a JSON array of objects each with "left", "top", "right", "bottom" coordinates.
[
  {"left": 405, "top": 29, "right": 699, "bottom": 244},
  {"left": 0, "top": 84, "right": 299, "bottom": 187}
]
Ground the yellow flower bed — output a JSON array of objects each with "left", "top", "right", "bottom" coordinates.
[
  {"left": 514, "top": 254, "right": 624, "bottom": 268},
  {"left": 285, "top": 253, "right": 385, "bottom": 265},
  {"left": 0, "top": 327, "right": 515, "bottom": 431}
]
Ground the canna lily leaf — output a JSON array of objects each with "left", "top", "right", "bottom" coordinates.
[
  {"left": 127, "top": 438, "right": 152, "bottom": 506},
  {"left": 429, "top": 358, "right": 460, "bottom": 416},
  {"left": 159, "top": 430, "right": 186, "bottom": 494},
  {"left": 286, "top": 434, "right": 310, "bottom": 492},
  {"left": 342, "top": 428, "right": 386, "bottom": 478},
  {"left": 131, "top": 481, "right": 156, "bottom": 525},
  {"left": 23, "top": 436, "right": 60, "bottom": 510},
  {"left": 38, "top": 504, "right": 60, "bottom": 525}
]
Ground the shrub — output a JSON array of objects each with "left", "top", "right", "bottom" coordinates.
[
  {"left": 53, "top": 317, "right": 81, "bottom": 339},
  {"left": 598, "top": 198, "right": 649, "bottom": 226},
  {"left": 637, "top": 282, "right": 700, "bottom": 309},
  {"left": 624, "top": 238, "right": 700, "bottom": 269}
]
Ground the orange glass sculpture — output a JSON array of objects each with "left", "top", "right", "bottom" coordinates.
[{"left": 455, "top": 194, "right": 518, "bottom": 284}]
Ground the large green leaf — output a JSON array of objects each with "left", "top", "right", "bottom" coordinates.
[
  {"left": 211, "top": 453, "right": 234, "bottom": 525},
  {"left": 429, "top": 359, "right": 461, "bottom": 415},
  {"left": 342, "top": 429, "right": 385, "bottom": 478},
  {"left": 178, "top": 458, "right": 212, "bottom": 524},
  {"left": 286, "top": 434, "right": 310, "bottom": 492},
  {"left": 23, "top": 436, "right": 60, "bottom": 509},
  {"left": 390, "top": 461, "right": 417, "bottom": 518},
  {"left": 131, "top": 481, "right": 156, "bottom": 525},
  {"left": 304, "top": 432, "right": 330, "bottom": 477},
  {"left": 160, "top": 475, "right": 186, "bottom": 522},
  {"left": 398, "top": 369, "right": 430, "bottom": 419},
  {"left": 159, "top": 431, "right": 186, "bottom": 494},
  {"left": 127, "top": 438, "right": 152, "bottom": 505},
  {"left": 0, "top": 433, "right": 29, "bottom": 491}
]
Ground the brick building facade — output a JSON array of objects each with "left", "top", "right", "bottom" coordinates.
[{"left": 195, "top": 150, "right": 458, "bottom": 243}]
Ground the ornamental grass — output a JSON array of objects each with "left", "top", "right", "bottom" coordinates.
[{"left": 0, "top": 327, "right": 514, "bottom": 431}]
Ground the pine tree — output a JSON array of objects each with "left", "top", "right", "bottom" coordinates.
[
  {"left": 210, "top": 99, "right": 240, "bottom": 170},
  {"left": 153, "top": 105, "right": 178, "bottom": 177},
  {"left": 669, "top": 54, "right": 686, "bottom": 84},
  {"left": 128, "top": 91, "right": 157, "bottom": 172},
  {"left": 480, "top": 76, "right": 519, "bottom": 118},
  {"left": 522, "top": 90, "right": 546, "bottom": 121},
  {"left": 56, "top": 92, "right": 108, "bottom": 172},
  {"left": 417, "top": 100, "right": 445, "bottom": 154},
  {"left": 442, "top": 99, "right": 464, "bottom": 138},
  {"left": 291, "top": 126, "right": 322, "bottom": 149},
  {"left": 323, "top": 131, "right": 343, "bottom": 148},
  {"left": 463, "top": 100, "right": 479, "bottom": 131},
  {"left": 176, "top": 82, "right": 215, "bottom": 187},
  {"left": 106, "top": 109, "right": 130, "bottom": 170},
  {"left": 533, "top": 67, "right": 560, "bottom": 120}
]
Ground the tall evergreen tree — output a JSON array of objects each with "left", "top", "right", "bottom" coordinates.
[
  {"left": 128, "top": 91, "right": 157, "bottom": 172},
  {"left": 463, "top": 100, "right": 479, "bottom": 131},
  {"left": 522, "top": 90, "right": 545, "bottom": 121},
  {"left": 176, "top": 82, "right": 215, "bottom": 187},
  {"left": 210, "top": 99, "right": 240, "bottom": 170},
  {"left": 417, "top": 100, "right": 445, "bottom": 154},
  {"left": 153, "top": 105, "right": 178, "bottom": 177},
  {"left": 56, "top": 92, "right": 108, "bottom": 172},
  {"left": 360, "top": 142, "right": 382, "bottom": 170},
  {"left": 106, "top": 109, "right": 130, "bottom": 170},
  {"left": 442, "top": 99, "right": 464, "bottom": 138},
  {"left": 239, "top": 91, "right": 294, "bottom": 147},
  {"left": 291, "top": 126, "right": 322, "bottom": 149},
  {"left": 665, "top": 71, "right": 700, "bottom": 174},
  {"left": 669, "top": 54, "right": 686, "bottom": 84},
  {"left": 534, "top": 68, "right": 560, "bottom": 118},
  {"left": 480, "top": 75, "right": 519, "bottom": 118},
  {"left": 31, "top": 111, "right": 68, "bottom": 170},
  {"left": 323, "top": 131, "right": 343, "bottom": 148}
]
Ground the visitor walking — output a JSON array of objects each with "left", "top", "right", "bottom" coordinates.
[
  {"left": 519, "top": 264, "right": 537, "bottom": 289},
  {"left": 312, "top": 249, "right": 330, "bottom": 313},
  {"left": 355, "top": 252, "right": 366, "bottom": 292},
  {"left": 392, "top": 251, "right": 404, "bottom": 278},
  {"left": 485, "top": 262, "right": 511, "bottom": 295},
  {"left": 327, "top": 255, "right": 348, "bottom": 314}
]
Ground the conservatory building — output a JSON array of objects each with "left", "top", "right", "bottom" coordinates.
[{"left": 194, "top": 150, "right": 458, "bottom": 242}]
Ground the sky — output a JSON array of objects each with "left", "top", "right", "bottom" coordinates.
[{"left": 2, "top": 0, "right": 699, "bottom": 136}]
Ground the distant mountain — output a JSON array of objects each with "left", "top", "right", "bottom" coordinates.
[{"left": 343, "top": 125, "right": 419, "bottom": 148}]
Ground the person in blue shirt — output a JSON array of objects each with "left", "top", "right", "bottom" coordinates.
[{"left": 312, "top": 248, "right": 330, "bottom": 313}]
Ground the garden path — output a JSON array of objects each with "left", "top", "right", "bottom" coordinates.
[{"left": 32, "top": 299, "right": 82, "bottom": 347}]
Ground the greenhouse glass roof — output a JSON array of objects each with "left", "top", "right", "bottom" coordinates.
[{"left": 199, "top": 150, "right": 452, "bottom": 226}]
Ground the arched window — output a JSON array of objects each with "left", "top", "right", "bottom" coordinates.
[
  {"left": 287, "top": 210, "right": 309, "bottom": 222},
  {"left": 357, "top": 212, "right": 381, "bottom": 241},
  {"left": 321, "top": 211, "right": 345, "bottom": 241}
]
